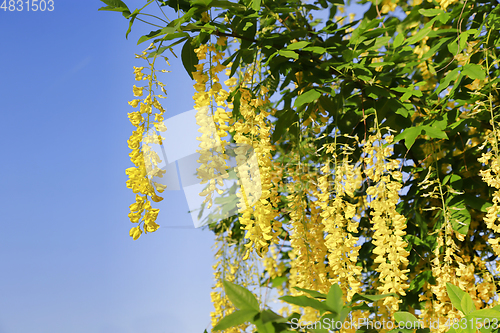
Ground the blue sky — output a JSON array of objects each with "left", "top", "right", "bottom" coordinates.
[
  {"left": 0, "top": 2, "right": 217, "bottom": 332},
  {"left": 0, "top": 2, "right": 373, "bottom": 333}
]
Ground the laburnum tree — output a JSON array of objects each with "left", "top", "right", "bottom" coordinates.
[{"left": 101, "top": 0, "right": 500, "bottom": 331}]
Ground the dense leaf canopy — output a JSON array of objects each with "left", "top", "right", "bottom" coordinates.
[{"left": 103, "top": 0, "right": 500, "bottom": 331}]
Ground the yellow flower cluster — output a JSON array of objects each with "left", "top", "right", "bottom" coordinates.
[
  {"left": 195, "top": 105, "right": 230, "bottom": 208},
  {"left": 413, "top": 35, "right": 437, "bottom": 90},
  {"left": 280, "top": 154, "right": 332, "bottom": 324},
  {"left": 263, "top": 244, "right": 286, "bottom": 283},
  {"left": 379, "top": 0, "right": 397, "bottom": 14},
  {"left": 439, "top": 0, "right": 458, "bottom": 10},
  {"left": 126, "top": 44, "right": 167, "bottom": 240},
  {"left": 479, "top": 132, "right": 500, "bottom": 256},
  {"left": 416, "top": 154, "right": 472, "bottom": 329},
  {"left": 210, "top": 234, "right": 252, "bottom": 333},
  {"left": 474, "top": 267, "right": 497, "bottom": 306},
  {"left": 363, "top": 134, "right": 409, "bottom": 311},
  {"left": 193, "top": 38, "right": 234, "bottom": 209},
  {"left": 427, "top": 226, "right": 461, "bottom": 329},
  {"left": 288, "top": 165, "right": 328, "bottom": 293},
  {"left": 318, "top": 157, "right": 363, "bottom": 301},
  {"left": 227, "top": 63, "right": 281, "bottom": 258}
]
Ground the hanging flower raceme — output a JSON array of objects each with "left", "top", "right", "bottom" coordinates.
[
  {"left": 427, "top": 225, "right": 462, "bottom": 328},
  {"left": 318, "top": 155, "right": 363, "bottom": 301},
  {"left": 193, "top": 39, "right": 235, "bottom": 210},
  {"left": 479, "top": 131, "right": 500, "bottom": 257},
  {"left": 222, "top": 60, "right": 281, "bottom": 260},
  {"left": 363, "top": 134, "right": 409, "bottom": 311},
  {"left": 210, "top": 234, "right": 252, "bottom": 333},
  {"left": 287, "top": 164, "right": 324, "bottom": 286},
  {"left": 126, "top": 43, "right": 167, "bottom": 240}
]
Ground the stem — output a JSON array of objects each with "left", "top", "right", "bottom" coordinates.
[
  {"left": 135, "top": 17, "right": 163, "bottom": 28},
  {"left": 137, "top": 12, "right": 169, "bottom": 24}
]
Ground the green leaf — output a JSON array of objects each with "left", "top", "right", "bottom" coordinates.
[
  {"left": 221, "top": 50, "right": 239, "bottom": 67},
  {"left": 138, "top": 27, "right": 176, "bottom": 45},
  {"left": 303, "top": 46, "right": 326, "bottom": 54},
  {"left": 270, "top": 276, "right": 287, "bottom": 288},
  {"left": 394, "top": 33, "right": 405, "bottom": 48},
  {"left": 392, "top": 86, "right": 413, "bottom": 94},
  {"left": 339, "top": 307, "right": 351, "bottom": 322},
  {"left": 271, "top": 106, "right": 298, "bottom": 143},
  {"left": 443, "top": 174, "right": 461, "bottom": 186},
  {"left": 99, "top": 0, "right": 130, "bottom": 16},
  {"left": 278, "top": 50, "right": 298, "bottom": 59},
  {"left": 446, "top": 283, "right": 467, "bottom": 313},
  {"left": 190, "top": 0, "right": 210, "bottom": 5},
  {"left": 461, "top": 294, "right": 476, "bottom": 315},
  {"left": 449, "top": 175, "right": 463, "bottom": 190},
  {"left": 308, "top": 329, "right": 329, "bottom": 333},
  {"left": 405, "top": 26, "right": 432, "bottom": 45},
  {"left": 447, "top": 196, "right": 471, "bottom": 235},
  {"left": 428, "top": 115, "right": 448, "bottom": 130},
  {"left": 470, "top": 308, "right": 500, "bottom": 319},
  {"left": 286, "top": 312, "right": 301, "bottom": 324},
  {"left": 326, "top": 284, "right": 343, "bottom": 314},
  {"left": 279, "top": 295, "right": 331, "bottom": 312},
  {"left": 462, "top": 194, "right": 493, "bottom": 213},
  {"left": 254, "top": 317, "right": 276, "bottom": 333},
  {"left": 260, "top": 309, "right": 287, "bottom": 323},
  {"left": 422, "top": 36, "right": 454, "bottom": 59},
  {"left": 365, "top": 86, "right": 392, "bottom": 98},
  {"left": 243, "top": 21, "right": 254, "bottom": 31},
  {"left": 370, "top": 36, "right": 391, "bottom": 50},
  {"left": 421, "top": 125, "right": 449, "bottom": 140},
  {"left": 394, "top": 126, "right": 423, "bottom": 150},
  {"left": 237, "top": 18, "right": 256, "bottom": 50},
  {"left": 293, "top": 287, "right": 327, "bottom": 299},
  {"left": 287, "top": 41, "right": 310, "bottom": 50},
  {"left": 480, "top": 325, "right": 494, "bottom": 333},
  {"left": 448, "top": 38, "right": 459, "bottom": 54},
  {"left": 457, "top": 315, "right": 477, "bottom": 333},
  {"left": 367, "top": 61, "right": 395, "bottom": 68},
  {"left": 211, "top": 0, "right": 246, "bottom": 10},
  {"left": 419, "top": 8, "right": 443, "bottom": 16},
  {"left": 462, "top": 64, "right": 486, "bottom": 80},
  {"left": 222, "top": 280, "right": 260, "bottom": 311},
  {"left": 294, "top": 89, "right": 321, "bottom": 108},
  {"left": 435, "top": 67, "right": 460, "bottom": 95},
  {"left": 437, "top": 12, "right": 450, "bottom": 24},
  {"left": 394, "top": 312, "right": 421, "bottom": 329},
  {"left": 125, "top": 9, "right": 138, "bottom": 39},
  {"left": 408, "top": 270, "right": 433, "bottom": 292},
  {"left": 181, "top": 38, "right": 199, "bottom": 80},
  {"left": 162, "top": 31, "right": 190, "bottom": 42},
  {"left": 251, "top": 0, "right": 261, "bottom": 11},
  {"left": 349, "top": 293, "right": 398, "bottom": 305},
  {"left": 459, "top": 32, "right": 468, "bottom": 51},
  {"left": 388, "top": 325, "right": 415, "bottom": 333},
  {"left": 230, "top": 53, "right": 241, "bottom": 78},
  {"left": 213, "top": 309, "right": 258, "bottom": 331}
]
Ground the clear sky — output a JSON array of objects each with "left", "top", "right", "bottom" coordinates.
[
  {"left": 0, "top": 1, "right": 217, "bottom": 332},
  {"left": 0, "top": 2, "right": 370, "bottom": 333}
]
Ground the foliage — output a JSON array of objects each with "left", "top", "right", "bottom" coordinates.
[
  {"left": 213, "top": 280, "right": 397, "bottom": 332},
  {"left": 213, "top": 280, "right": 500, "bottom": 333},
  {"left": 101, "top": 0, "right": 500, "bottom": 331}
]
